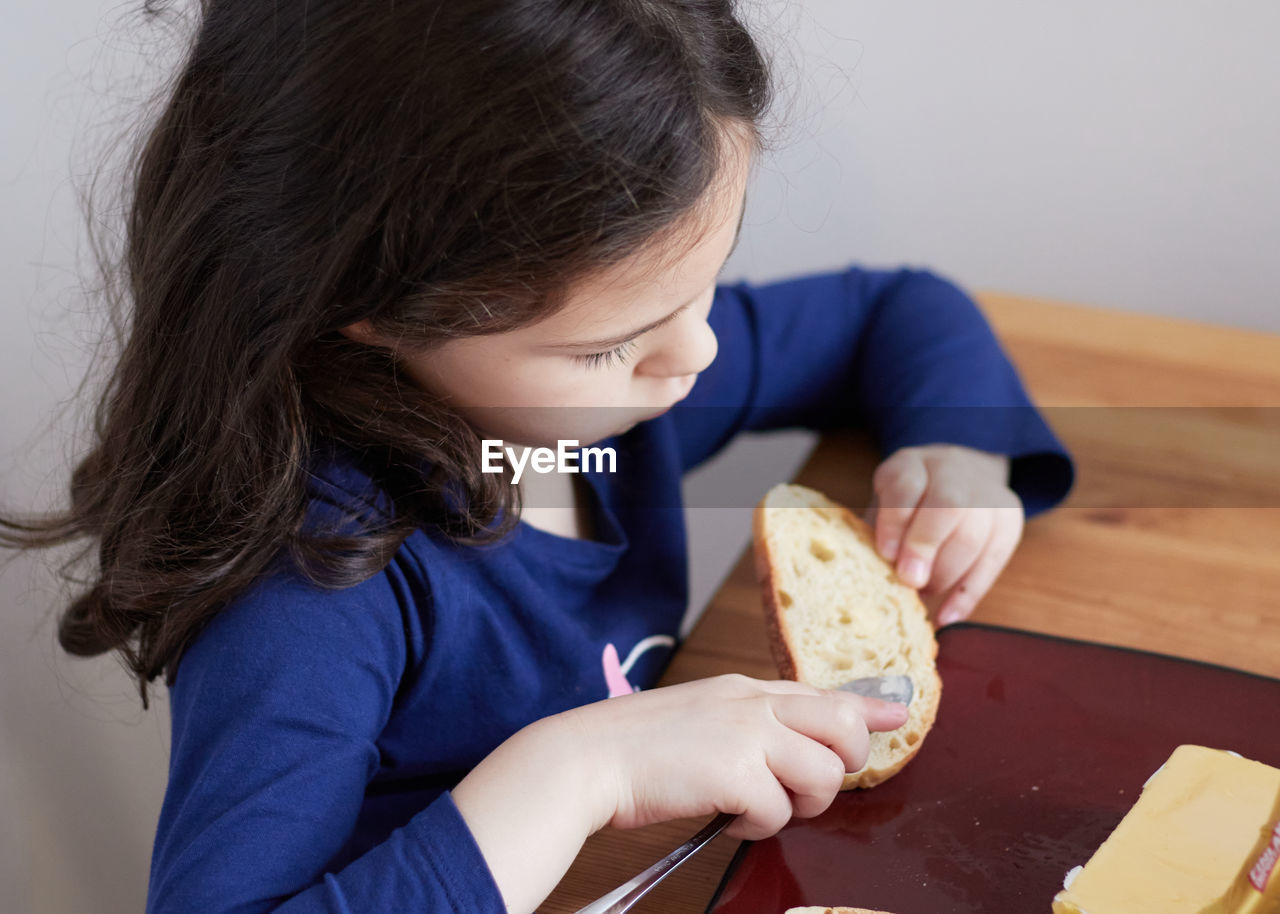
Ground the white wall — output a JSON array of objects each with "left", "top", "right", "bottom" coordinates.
[
  {"left": 2, "top": 5, "right": 178, "bottom": 912},
  {"left": 3, "top": 2, "right": 1278, "bottom": 912},
  {"left": 728, "top": 0, "right": 1280, "bottom": 330}
]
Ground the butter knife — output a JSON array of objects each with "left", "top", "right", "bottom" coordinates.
[
  {"left": 836, "top": 673, "right": 914, "bottom": 706},
  {"left": 572, "top": 675, "right": 913, "bottom": 914}
]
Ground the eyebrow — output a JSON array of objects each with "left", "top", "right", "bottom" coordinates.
[{"left": 556, "top": 198, "right": 747, "bottom": 353}]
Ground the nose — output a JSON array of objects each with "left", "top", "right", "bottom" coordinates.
[{"left": 638, "top": 308, "right": 718, "bottom": 379}]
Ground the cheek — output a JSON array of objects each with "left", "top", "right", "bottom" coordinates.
[
  {"left": 493, "top": 359, "right": 637, "bottom": 413},
  {"left": 410, "top": 338, "right": 635, "bottom": 410},
  {"left": 457, "top": 350, "right": 581, "bottom": 404},
  {"left": 516, "top": 360, "right": 608, "bottom": 401}
]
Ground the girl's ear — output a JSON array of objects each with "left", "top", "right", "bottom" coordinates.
[{"left": 339, "top": 319, "right": 390, "bottom": 349}]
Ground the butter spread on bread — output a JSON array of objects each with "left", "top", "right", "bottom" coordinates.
[{"left": 753, "top": 483, "right": 941, "bottom": 789}]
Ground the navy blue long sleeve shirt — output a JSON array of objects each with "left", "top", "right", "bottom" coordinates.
[{"left": 147, "top": 266, "right": 1074, "bottom": 912}]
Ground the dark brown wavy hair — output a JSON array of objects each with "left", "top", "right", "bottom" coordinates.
[{"left": 0, "top": 0, "right": 773, "bottom": 705}]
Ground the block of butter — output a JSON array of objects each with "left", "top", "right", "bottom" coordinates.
[{"left": 1052, "top": 744, "right": 1280, "bottom": 914}]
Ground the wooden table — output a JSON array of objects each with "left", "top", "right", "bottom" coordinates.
[{"left": 541, "top": 293, "right": 1280, "bottom": 913}]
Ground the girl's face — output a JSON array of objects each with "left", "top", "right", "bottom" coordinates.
[{"left": 394, "top": 132, "right": 754, "bottom": 449}]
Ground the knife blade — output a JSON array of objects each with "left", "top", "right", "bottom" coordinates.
[{"left": 835, "top": 674, "right": 914, "bottom": 706}]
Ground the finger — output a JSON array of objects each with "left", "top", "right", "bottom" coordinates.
[
  {"left": 767, "top": 692, "right": 875, "bottom": 775},
  {"left": 744, "top": 681, "right": 909, "bottom": 732},
  {"left": 871, "top": 450, "right": 929, "bottom": 562},
  {"left": 743, "top": 678, "right": 903, "bottom": 713},
  {"left": 703, "top": 673, "right": 836, "bottom": 699},
  {"left": 920, "top": 588, "right": 947, "bottom": 620},
  {"left": 895, "top": 505, "right": 964, "bottom": 589},
  {"left": 856, "top": 695, "right": 913, "bottom": 732},
  {"left": 893, "top": 460, "right": 984, "bottom": 585},
  {"left": 721, "top": 773, "right": 794, "bottom": 841},
  {"left": 719, "top": 675, "right": 834, "bottom": 697},
  {"left": 707, "top": 676, "right": 909, "bottom": 730},
  {"left": 861, "top": 489, "right": 878, "bottom": 528},
  {"left": 719, "top": 679, "right": 909, "bottom": 737},
  {"left": 922, "top": 510, "right": 993, "bottom": 599},
  {"left": 764, "top": 730, "right": 847, "bottom": 820},
  {"left": 935, "top": 514, "right": 1022, "bottom": 626}
]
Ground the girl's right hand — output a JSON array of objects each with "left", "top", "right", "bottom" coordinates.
[
  {"left": 452, "top": 674, "right": 907, "bottom": 913},
  {"left": 556, "top": 673, "right": 910, "bottom": 841}
]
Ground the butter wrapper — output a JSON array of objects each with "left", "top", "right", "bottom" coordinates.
[{"left": 1222, "top": 817, "right": 1280, "bottom": 914}]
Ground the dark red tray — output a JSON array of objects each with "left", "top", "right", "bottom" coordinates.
[{"left": 707, "top": 622, "right": 1280, "bottom": 914}]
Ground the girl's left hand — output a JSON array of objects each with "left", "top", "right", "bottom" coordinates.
[{"left": 864, "top": 444, "right": 1024, "bottom": 627}]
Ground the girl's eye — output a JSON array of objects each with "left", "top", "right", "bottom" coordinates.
[{"left": 572, "top": 338, "right": 638, "bottom": 370}]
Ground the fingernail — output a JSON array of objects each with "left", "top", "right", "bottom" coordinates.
[
  {"left": 938, "top": 607, "right": 963, "bottom": 626},
  {"left": 880, "top": 539, "right": 899, "bottom": 562},
  {"left": 899, "top": 557, "right": 928, "bottom": 588}
]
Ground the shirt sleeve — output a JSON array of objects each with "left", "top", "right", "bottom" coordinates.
[
  {"left": 146, "top": 569, "right": 506, "bottom": 914},
  {"left": 674, "top": 266, "right": 1074, "bottom": 517}
]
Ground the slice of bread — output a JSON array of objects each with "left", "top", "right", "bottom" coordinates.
[
  {"left": 784, "top": 907, "right": 897, "bottom": 914},
  {"left": 753, "top": 483, "right": 941, "bottom": 789}
]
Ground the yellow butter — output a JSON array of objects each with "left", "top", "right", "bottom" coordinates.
[{"left": 1051, "top": 744, "right": 1280, "bottom": 914}]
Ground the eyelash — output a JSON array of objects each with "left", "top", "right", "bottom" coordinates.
[{"left": 572, "top": 338, "right": 639, "bottom": 370}]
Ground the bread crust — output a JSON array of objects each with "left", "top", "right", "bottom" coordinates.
[
  {"left": 752, "top": 501, "right": 800, "bottom": 682},
  {"left": 752, "top": 484, "right": 941, "bottom": 790}
]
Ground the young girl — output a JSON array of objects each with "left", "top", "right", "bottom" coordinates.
[{"left": 4, "top": 1, "right": 1073, "bottom": 911}]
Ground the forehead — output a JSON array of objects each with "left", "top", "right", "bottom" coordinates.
[{"left": 532, "top": 140, "right": 753, "bottom": 341}]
